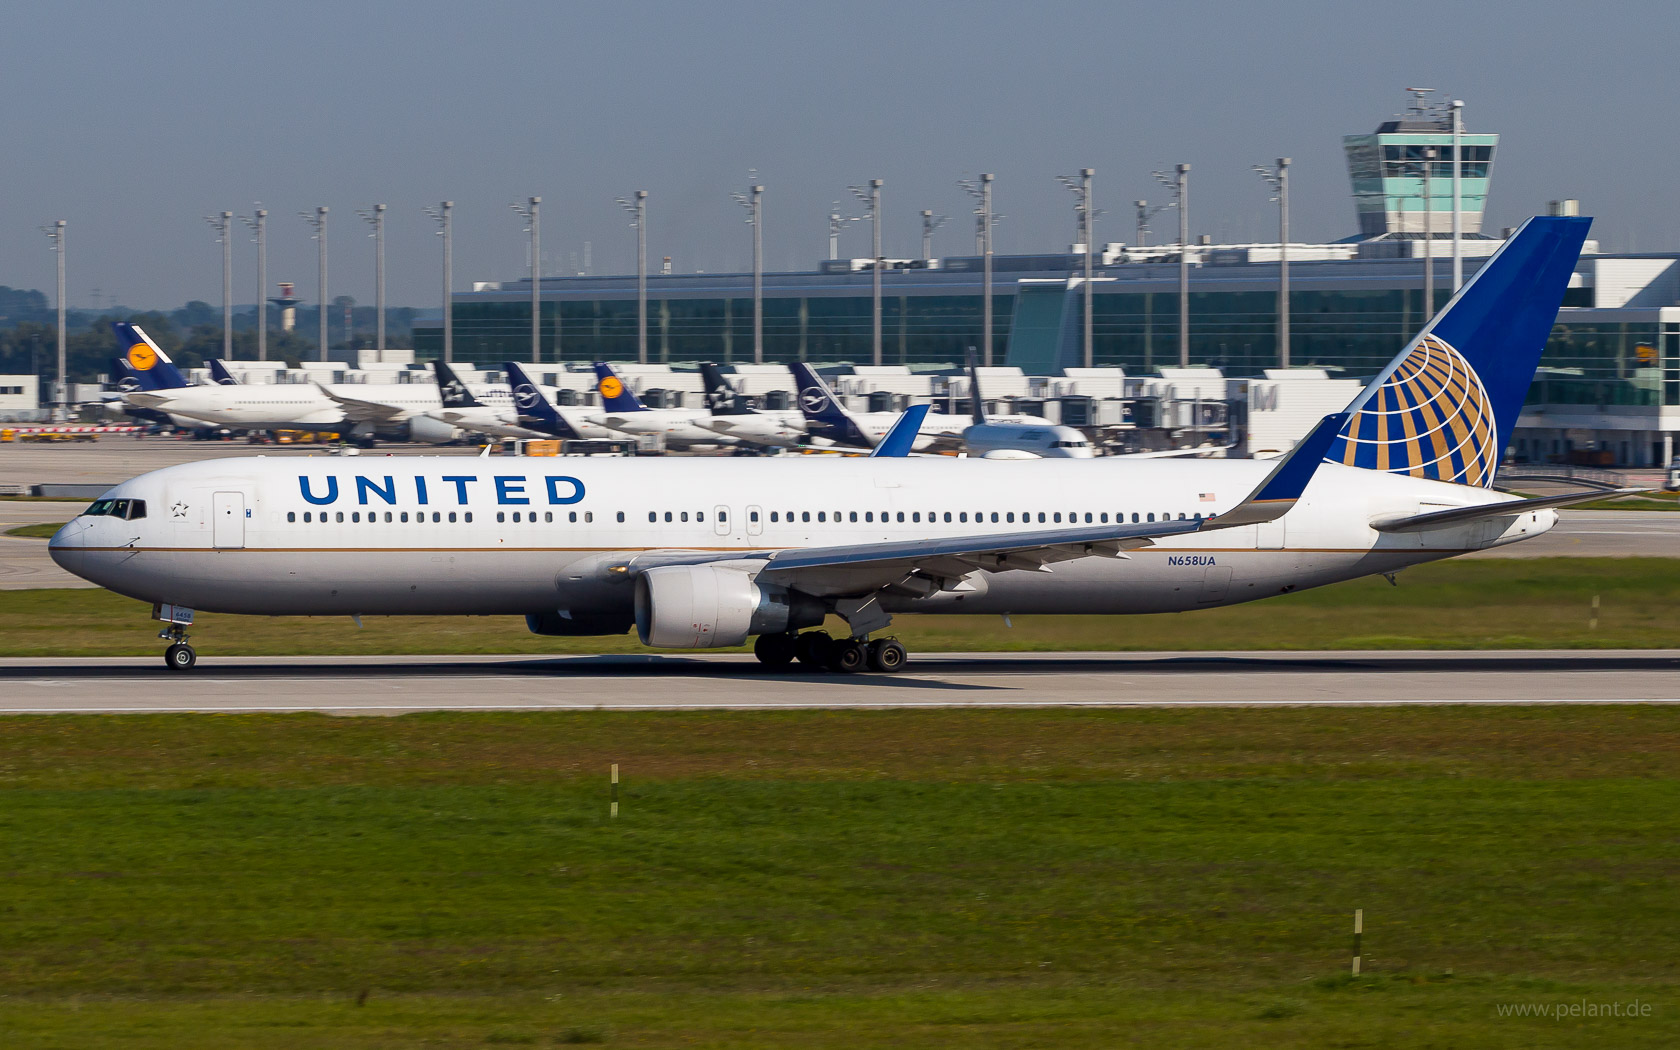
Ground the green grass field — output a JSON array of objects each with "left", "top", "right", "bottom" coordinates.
[
  {"left": 4, "top": 522, "right": 62, "bottom": 538},
  {"left": 0, "top": 707, "right": 1676, "bottom": 1047},
  {"left": 2, "top": 557, "right": 1676, "bottom": 657}
]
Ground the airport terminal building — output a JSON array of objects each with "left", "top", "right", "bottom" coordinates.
[{"left": 409, "top": 101, "right": 1673, "bottom": 467}]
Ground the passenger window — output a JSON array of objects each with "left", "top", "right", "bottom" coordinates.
[
  {"left": 718, "top": 510, "right": 726, "bottom": 523},
  {"left": 751, "top": 510, "right": 760, "bottom": 523},
  {"left": 648, "top": 512, "right": 657, "bottom": 523},
  {"left": 585, "top": 512, "right": 593, "bottom": 523},
  {"left": 770, "top": 511, "right": 779, "bottom": 523},
  {"left": 680, "top": 511, "right": 689, "bottom": 522},
  {"left": 287, "top": 511, "right": 296, "bottom": 523},
  {"left": 352, "top": 512, "right": 361, "bottom": 523},
  {"left": 1132, "top": 513, "right": 1140, "bottom": 523},
  {"left": 545, "top": 511, "right": 553, "bottom": 523},
  {"left": 1007, "top": 512, "right": 1015, "bottom": 523},
  {"left": 513, "top": 512, "right": 521, "bottom": 523},
  {"left": 569, "top": 511, "right": 578, "bottom": 523},
  {"left": 1179, "top": 513, "right": 1187, "bottom": 520},
  {"left": 1100, "top": 512, "right": 1108, "bottom": 523},
  {"left": 385, "top": 512, "right": 392, "bottom": 523},
  {"left": 817, "top": 512, "right": 826, "bottom": 523},
  {"left": 802, "top": 511, "right": 810, "bottom": 522},
  {"left": 465, "top": 512, "right": 473, "bottom": 523},
  {"left": 1053, "top": 512, "right": 1061, "bottom": 523},
  {"left": 1038, "top": 512, "right": 1046, "bottom": 523},
  {"left": 665, "top": 511, "right": 673, "bottom": 522},
  {"left": 897, "top": 512, "right": 905, "bottom": 522},
  {"left": 336, "top": 512, "right": 344, "bottom": 523},
  {"left": 959, "top": 512, "right": 967, "bottom": 523},
  {"left": 432, "top": 512, "right": 441, "bottom": 522},
  {"left": 401, "top": 512, "right": 408, "bottom": 522},
  {"left": 991, "top": 512, "right": 999, "bottom": 523},
  {"left": 943, "top": 512, "right": 953, "bottom": 523},
  {"left": 497, "top": 512, "right": 506, "bottom": 523},
  {"left": 697, "top": 512, "right": 705, "bottom": 522},
  {"left": 448, "top": 512, "right": 457, "bottom": 523},
  {"left": 1085, "top": 513, "right": 1093, "bottom": 523},
  {"left": 1147, "top": 512, "right": 1155, "bottom": 522},
  {"left": 865, "top": 511, "right": 873, "bottom": 523},
  {"left": 849, "top": 511, "right": 858, "bottom": 523},
  {"left": 912, "top": 512, "right": 920, "bottom": 523}
]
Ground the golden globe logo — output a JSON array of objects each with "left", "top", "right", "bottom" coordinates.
[{"left": 598, "top": 376, "right": 624, "bottom": 400}]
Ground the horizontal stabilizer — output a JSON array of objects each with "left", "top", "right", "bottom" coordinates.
[{"left": 1371, "top": 488, "right": 1645, "bottom": 532}]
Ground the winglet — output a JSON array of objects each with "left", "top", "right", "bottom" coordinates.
[
  {"left": 964, "top": 347, "right": 987, "bottom": 425},
  {"left": 1208, "top": 412, "right": 1347, "bottom": 528},
  {"left": 209, "top": 359, "right": 239, "bottom": 385},
  {"left": 868, "top": 403, "right": 930, "bottom": 458}
]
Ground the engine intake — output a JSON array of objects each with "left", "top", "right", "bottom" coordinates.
[{"left": 634, "top": 564, "right": 820, "bottom": 648}]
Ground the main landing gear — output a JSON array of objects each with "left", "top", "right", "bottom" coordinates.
[{"left": 754, "top": 630, "right": 909, "bottom": 674}]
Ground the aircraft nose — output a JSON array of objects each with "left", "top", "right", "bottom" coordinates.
[{"left": 47, "top": 519, "right": 90, "bottom": 570}]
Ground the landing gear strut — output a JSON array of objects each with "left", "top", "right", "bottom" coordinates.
[{"left": 159, "top": 622, "right": 196, "bottom": 672}]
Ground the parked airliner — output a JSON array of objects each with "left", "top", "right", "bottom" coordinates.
[{"left": 53, "top": 218, "right": 1615, "bottom": 675}]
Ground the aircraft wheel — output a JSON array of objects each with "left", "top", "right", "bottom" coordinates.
[
  {"left": 867, "top": 639, "right": 907, "bottom": 673},
  {"left": 794, "top": 631, "right": 832, "bottom": 668},
  {"left": 828, "top": 639, "right": 869, "bottom": 674},
  {"left": 164, "top": 643, "right": 197, "bottom": 672},
  {"left": 753, "top": 632, "right": 797, "bottom": 668}
]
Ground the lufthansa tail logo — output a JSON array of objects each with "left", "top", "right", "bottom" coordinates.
[
  {"left": 126, "top": 343, "right": 158, "bottom": 371},
  {"left": 598, "top": 376, "right": 624, "bottom": 400},
  {"left": 513, "top": 384, "right": 541, "bottom": 410},
  {"left": 799, "top": 387, "right": 830, "bottom": 413}
]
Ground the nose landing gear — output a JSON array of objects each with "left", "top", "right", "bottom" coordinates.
[{"left": 153, "top": 604, "right": 198, "bottom": 672}]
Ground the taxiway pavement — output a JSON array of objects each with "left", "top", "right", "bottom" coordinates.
[{"left": 1, "top": 650, "right": 1676, "bottom": 713}]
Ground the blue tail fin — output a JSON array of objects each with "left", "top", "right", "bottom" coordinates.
[
  {"left": 591, "top": 362, "right": 647, "bottom": 412},
  {"left": 868, "top": 403, "right": 929, "bottom": 458},
  {"left": 1326, "top": 215, "right": 1590, "bottom": 487},
  {"left": 789, "top": 362, "right": 875, "bottom": 448},
  {"left": 112, "top": 323, "right": 189, "bottom": 390},
  {"left": 208, "top": 359, "right": 239, "bottom": 385},
  {"left": 110, "top": 357, "right": 140, "bottom": 392},
  {"left": 504, "top": 361, "right": 579, "bottom": 438}
]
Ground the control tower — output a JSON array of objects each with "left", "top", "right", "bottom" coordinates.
[
  {"left": 268, "top": 281, "right": 303, "bottom": 333},
  {"left": 1343, "top": 90, "right": 1497, "bottom": 239}
]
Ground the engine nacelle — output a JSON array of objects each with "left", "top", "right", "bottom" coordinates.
[
  {"left": 634, "top": 564, "right": 821, "bottom": 648},
  {"left": 407, "top": 415, "right": 459, "bottom": 444}
]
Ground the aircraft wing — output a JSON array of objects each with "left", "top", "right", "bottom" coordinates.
[
  {"left": 1370, "top": 487, "right": 1646, "bottom": 532},
  {"left": 315, "top": 382, "right": 407, "bottom": 424},
  {"left": 610, "top": 412, "right": 1345, "bottom": 598}
]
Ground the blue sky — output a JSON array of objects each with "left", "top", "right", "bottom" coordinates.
[{"left": 2, "top": 0, "right": 1674, "bottom": 309}]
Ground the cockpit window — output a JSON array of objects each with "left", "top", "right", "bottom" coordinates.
[{"left": 82, "top": 498, "right": 145, "bottom": 520}]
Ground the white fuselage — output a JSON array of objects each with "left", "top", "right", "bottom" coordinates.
[
  {"left": 587, "top": 408, "right": 737, "bottom": 448},
  {"left": 132, "top": 383, "right": 523, "bottom": 433},
  {"left": 696, "top": 410, "right": 808, "bottom": 448},
  {"left": 50, "top": 456, "right": 1553, "bottom": 624},
  {"left": 963, "top": 422, "right": 1095, "bottom": 458}
]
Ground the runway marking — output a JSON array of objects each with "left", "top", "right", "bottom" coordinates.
[{"left": 5, "top": 699, "right": 1680, "bottom": 714}]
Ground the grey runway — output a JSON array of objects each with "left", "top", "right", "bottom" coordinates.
[{"left": 3, "top": 650, "right": 1677, "bottom": 713}]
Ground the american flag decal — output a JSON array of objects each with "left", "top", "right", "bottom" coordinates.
[{"left": 1199, "top": 492, "right": 1216, "bottom": 502}]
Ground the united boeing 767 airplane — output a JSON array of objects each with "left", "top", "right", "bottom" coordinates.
[{"left": 52, "top": 217, "right": 1615, "bottom": 674}]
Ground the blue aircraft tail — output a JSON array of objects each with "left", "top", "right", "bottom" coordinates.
[
  {"left": 789, "top": 361, "right": 875, "bottom": 448},
  {"left": 109, "top": 357, "right": 142, "bottom": 393},
  {"left": 591, "top": 362, "right": 647, "bottom": 412},
  {"left": 1326, "top": 215, "right": 1591, "bottom": 487},
  {"left": 111, "top": 323, "right": 189, "bottom": 390},
  {"left": 868, "top": 403, "right": 929, "bottom": 458},
  {"left": 208, "top": 360, "right": 239, "bottom": 385},
  {"left": 504, "top": 361, "right": 579, "bottom": 439}
]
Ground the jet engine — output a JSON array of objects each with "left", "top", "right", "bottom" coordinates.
[
  {"left": 634, "top": 564, "right": 822, "bottom": 648},
  {"left": 407, "top": 415, "right": 459, "bottom": 444}
]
